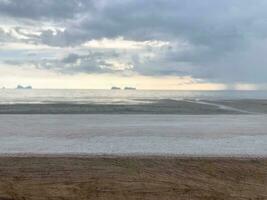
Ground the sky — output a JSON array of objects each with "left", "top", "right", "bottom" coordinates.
[{"left": 0, "top": 0, "right": 267, "bottom": 90}]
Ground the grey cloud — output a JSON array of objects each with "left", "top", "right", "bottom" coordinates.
[
  {"left": 4, "top": 51, "right": 124, "bottom": 74},
  {"left": 0, "top": 0, "right": 91, "bottom": 20},
  {"left": 61, "top": 53, "right": 80, "bottom": 64},
  {"left": 1, "top": 0, "right": 267, "bottom": 84},
  {"left": 2, "top": 0, "right": 267, "bottom": 47},
  {"left": 0, "top": 27, "right": 18, "bottom": 42}
]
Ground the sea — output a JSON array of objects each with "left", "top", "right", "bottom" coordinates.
[
  {"left": 0, "top": 89, "right": 267, "bottom": 105},
  {"left": 1, "top": 89, "right": 267, "bottom": 155}
]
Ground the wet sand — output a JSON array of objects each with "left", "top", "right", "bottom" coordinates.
[{"left": 0, "top": 156, "right": 266, "bottom": 200}]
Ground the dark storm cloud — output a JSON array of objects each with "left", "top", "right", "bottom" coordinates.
[{"left": 1, "top": 0, "right": 267, "bottom": 83}]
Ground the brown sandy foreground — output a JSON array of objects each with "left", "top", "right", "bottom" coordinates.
[{"left": 0, "top": 156, "right": 267, "bottom": 200}]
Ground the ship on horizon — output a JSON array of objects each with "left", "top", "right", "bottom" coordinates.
[
  {"left": 124, "top": 87, "right": 136, "bottom": 90},
  {"left": 111, "top": 86, "right": 121, "bottom": 90}
]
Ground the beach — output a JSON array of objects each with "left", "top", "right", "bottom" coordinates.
[
  {"left": 0, "top": 92, "right": 267, "bottom": 199},
  {"left": 0, "top": 113, "right": 267, "bottom": 199},
  {"left": 2, "top": 0, "right": 267, "bottom": 197}
]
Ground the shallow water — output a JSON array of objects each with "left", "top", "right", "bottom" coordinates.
[
  {"left": 0, "top": 89, "right": 267, "bottom": 104},
  {"left": 1, "top": 114, "right": 267, "bottom": 156}
]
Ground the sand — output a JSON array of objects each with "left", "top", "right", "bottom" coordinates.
[{"left": 0, "top": 156, "right": 266, "bottom": 200}]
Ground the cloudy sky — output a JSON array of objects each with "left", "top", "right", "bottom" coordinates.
[{"left": 0, "top": 0, "right": 267, "bottom": 89}]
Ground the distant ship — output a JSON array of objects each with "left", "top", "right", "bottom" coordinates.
[
  {"left": 16, "top": 85, "right": 32, "bottom": 89},
  {"left": 124, "top": 87, "right": 136, "bottom": 90},
  {"left": 111, "top": 86, "right": 121, "bottom": 90}
]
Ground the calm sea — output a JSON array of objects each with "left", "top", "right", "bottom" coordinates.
[{"left": 0, "top": 89, "right": 266, "bottom": 105}]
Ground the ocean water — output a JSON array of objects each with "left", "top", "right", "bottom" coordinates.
[{"left": 0, "top": 89, "right": 267, "bottom": 105}]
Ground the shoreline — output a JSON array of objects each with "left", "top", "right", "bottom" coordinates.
[{"left": 1, "top": 153, "right": 267, "bottom": 159}]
